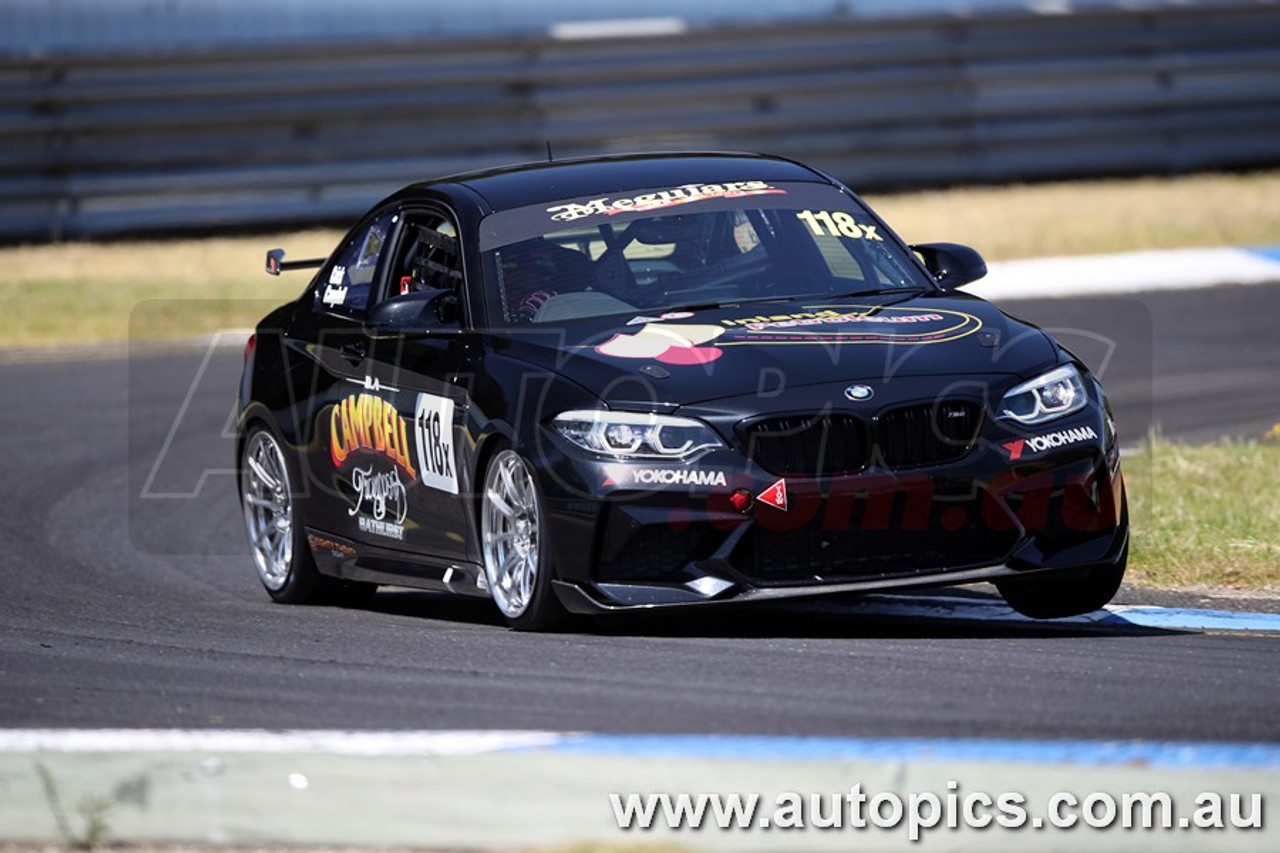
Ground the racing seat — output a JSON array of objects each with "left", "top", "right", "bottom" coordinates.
[{"left": 503, "top": 238, "right": 598, "bottom": 322}]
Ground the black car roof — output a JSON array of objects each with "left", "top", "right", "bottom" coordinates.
[{"left": 392, "top": 152, "right": 832, "bottom": 213}]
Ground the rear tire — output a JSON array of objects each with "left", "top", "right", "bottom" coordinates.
[
  {"left": 996, "top": 539, "right": 1128, "bottom": 619},
  {"left": 480, "top": 448, "right": 567, "bottom": 631},
  {"left": 241, "top": 426, "right": 327, "bottom": 603},
  {"left": 241, "top": 425, "right": 377, "bottom": 605}
]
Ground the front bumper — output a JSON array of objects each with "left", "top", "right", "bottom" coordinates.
[{"left": 532, "top": 384, "right": 1127, "bottom": 613}]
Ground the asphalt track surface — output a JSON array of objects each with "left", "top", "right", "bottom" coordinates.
[{"left": 1, "top": 284, "right": 1277, "bottom": 741}]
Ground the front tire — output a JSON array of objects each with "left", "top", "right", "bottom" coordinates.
[
  {"left": 996, "top": 539, "right": 1128, "bottom": 619},
  {"left": 480, "top": 448, "right": 566, "bottom": 631}
]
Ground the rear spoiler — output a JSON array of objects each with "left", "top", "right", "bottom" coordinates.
[{"left": 265, "top": 248, "right": 325, "bottom": 276}]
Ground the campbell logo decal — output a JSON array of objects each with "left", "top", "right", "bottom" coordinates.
[
  {"left": 593, "top": 306, "right": 983, "bottom": 366},
  {"left": 1004, "top": 426, "right": 1099, "bottom": 460},
  {"left": 330, "top": 393, "right": 417, "bottom": 479}
]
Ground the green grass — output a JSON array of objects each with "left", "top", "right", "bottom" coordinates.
[
  {"left": 866, "top": 169, "right": 1280, "bottom": 260},
  {"left": 1, "top": 229, "right": 341, "bottom": 348},
  {"left": 3, "top": 169, "right": 1280, "bottom": 348},
  {"left": 1125, "top": 434, "right": 1280, "bottom": 592}
]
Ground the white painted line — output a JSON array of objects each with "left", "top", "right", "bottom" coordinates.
[
  {"left": 4, "top": 728, "right": 1277, "bottom": 770},
  {"left": 0, "top": 328, "right": 256, "bottom": 366},
  {"left": 0, "top": 728, "right": 565, "bottom": 755},
  {"left": 550, "top": 17, "right": 687, "bottom": 40},
  {"left": 841, "top": 593, "right": 1280, "bottom": 633},
  {"left": 211, "top": 327, "right": 255, "bottom": 346},
  {"left": 1106, "top": 604, "right": 1280, "bottom": 633},
  {"left": 969, "top": 246, "right": 1280, "bottom": 301}
]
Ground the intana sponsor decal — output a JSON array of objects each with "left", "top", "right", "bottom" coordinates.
[
  {"left": 593, "top": 306, "right": 983, "bottom": 366},
  {"left": 1004, "top": 425, "right": 1098, "bottom": 460}
]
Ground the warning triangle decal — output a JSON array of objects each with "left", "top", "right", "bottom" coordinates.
[{"left": 756, "top": 478, "right": 788, "bottom": 511}]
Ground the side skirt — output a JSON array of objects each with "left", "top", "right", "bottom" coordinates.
[{"left": 304, "top": 528, "right": 489, "bottom": 598}]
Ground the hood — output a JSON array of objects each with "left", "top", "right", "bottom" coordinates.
[{"left": 491, "top": 292, "right": 1058, "bottom": 410}]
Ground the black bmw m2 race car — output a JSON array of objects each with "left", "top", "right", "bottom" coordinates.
[{"left": 236, "top": 153, "right": 1127, "bottom": 630}]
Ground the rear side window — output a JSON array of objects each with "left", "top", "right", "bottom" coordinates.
[{"left": 315, "top": 211, "right": 395, "bottom": 318}]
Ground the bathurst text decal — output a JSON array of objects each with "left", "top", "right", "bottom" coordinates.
[
  {"left": 593, "top": 306, "right": 983, "bottom": 365},
  {"left": 547, "top": 181, "right": 785, "bottom": 222},
  {"left": 330, "top": 393, "right": 417, "bottom": 479},
  {"left": 413, "top": 393, "right": 459, "bottom": 494},
  {"left": 1003, "top": 425, "right": 1099, "bottom": 461},
  {"left": 350, "top": 465, "right": 407, "bottom": 541}
]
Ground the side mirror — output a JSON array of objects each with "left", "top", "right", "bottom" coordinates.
[
  {"left": 363, "top": 289, "right": 459, "bottom": 338},
  {"left": 265, "top": 247, "right": 325, "bottom": 276},
  {"left": 911, "top": 242, "right": 987, "bottom": 290}
]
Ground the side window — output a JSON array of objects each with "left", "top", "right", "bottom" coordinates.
[
  {"left": 385, "top": 212, "right": 464, "bottom": 325},
  {"left": 315, "top": 210, "right": 395, "bottom": 318}
]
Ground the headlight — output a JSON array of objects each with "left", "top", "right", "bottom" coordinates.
[
  {"left": 552, "top": 410, "right": 725, "bottom": 460},
  {"left": 999, "top": 365, "right": 1088, "bottom": 425}
]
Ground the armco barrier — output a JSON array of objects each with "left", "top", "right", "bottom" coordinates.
[{"left": 2, "top": 3, "right": 1279, "bottom": 240}]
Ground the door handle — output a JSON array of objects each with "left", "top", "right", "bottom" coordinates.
[{"left": 339, "top": 342, "right": 366, "bottom": 364}]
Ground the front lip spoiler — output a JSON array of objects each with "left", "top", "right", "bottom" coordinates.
[
  {"left": 552, "top": 562, "right": 1073, "bottom": 615},
  {"left": 553, "top": 519, "right": 1129, "bottom": 615}
]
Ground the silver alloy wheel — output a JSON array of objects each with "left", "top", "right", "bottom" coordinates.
[
  {"left": 482, "top": 449, "right": 542, "bottom": 619},
  {"left": 241, "top": 430, "right": 294, "bottom": 591}
]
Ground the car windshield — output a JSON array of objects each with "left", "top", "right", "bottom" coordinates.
[{"left": 476, "top": 180, "right": 933, "bottom": 326}]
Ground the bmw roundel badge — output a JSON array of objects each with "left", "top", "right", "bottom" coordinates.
[{"left": 844, "top": 384, "right": 874, "bottom": 401}]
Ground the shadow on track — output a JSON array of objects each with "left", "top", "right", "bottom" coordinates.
[{"left": 341, "top": 587, "right": 1180, "bottom": 640}]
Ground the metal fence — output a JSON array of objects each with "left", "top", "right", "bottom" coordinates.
[{"left": 4, "top": 2, "right": 1280, "bottom": 241}]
